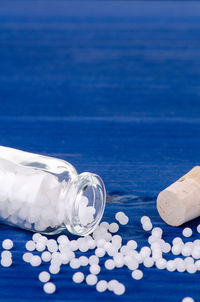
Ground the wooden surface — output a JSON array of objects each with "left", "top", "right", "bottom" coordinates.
[{"left": 0, "top": 1, "right": 200, "bottom": 301}]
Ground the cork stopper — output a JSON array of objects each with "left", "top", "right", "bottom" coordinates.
[{"left": 157, "top": 166, "right": 200, "bottom": 226}]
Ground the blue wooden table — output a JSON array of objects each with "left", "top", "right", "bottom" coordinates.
[{"left": 0, "top": 1, "right": 200, "bottom": 301}]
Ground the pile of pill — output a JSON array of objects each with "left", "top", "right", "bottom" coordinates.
[
  {"left": 1, "top": 210, "right": 199, "bottom": 302},
  {"left": 0, "top": 159, "right": 96, "bottom": 232}
]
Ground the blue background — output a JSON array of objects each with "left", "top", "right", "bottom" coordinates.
[{"left": 0, "top": 1, "right": 200, "bottom": 301}]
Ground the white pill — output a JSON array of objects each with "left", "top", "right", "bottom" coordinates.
[
  {"left": 1, "top": 251, "right": 12, "bottom": 258},
  {"left": 89, "top": 264, "right": 101, "bottom": 275},
  {"left": 131, "top": 269, "right": 143, "bottom": 280},
  {"left": 32, "top": 233, "right": 42, "bottom": 243},
  {"left": 41, "top": 251, "right": 52, "bottom": 262},
  {"left": 43, "top": 282, "right": 56, "bottom": 294},
  {"left": 183, "top": 228, "right": 192, "bottom": 238},
  {"left": 96, "top": 280, "right": 108, "bottom": 292},
  {"left": 49, "top": 265, "right": 60, "bottom": 274},
  {"left": 166, "top": 260, "right": 176, "bottom": 272},
  {"left": 2, "top": 239, "right": 13, "bottom": 250},
  {"left": 69, "top": 240, "right": 78, "bottom": 251},
  {"left": 108, "top": 279, "right": 119, "bottom": 291},
  {"left": 156, "top": 258, "right": 166, "bottom": 270},
  {"left": 36, "top": 242, "right": 46, "bottom": 252},
  {"left": 30, "top": 255, "right": 41, "bottom": 267},
  {"left": 197, "top": 225, "right": 200, "bottom": 233},
  {"left": 72, "top": 272, "right": 84, "bottom": 283},
  {"left": 23, "top": 252, "right": 33, "bottom": 263},
  {"left": 86, "top": 274, "right": 98, "bottom": 286},
  {"left": 79, "top": 256, "right": 89, "bottom": 266},
  {"left": 57, "top": 235, "right": 69, "bottom": 244},
  {"left": 39, "top": 271, "right": 50, "bottom": 283},
  {"left": 105, "top": 259, "right": 115, "bottom": 270},
  {"left": 25, "top": 240, "right": 35, "bottom": 252},
  {"left": 1, "top": 257, "right": 12, "bottom": 267},
  {"left": 140, "top": 216, "right": 151, "bottom": 224},
  {"left": 89, "top": 255, "right": 99, "bottom": 265},
  {"left": 127, "top": 240, "right": 137, "bottom": 250},
  {"left": 142, "top": 222, "right": 152, "bottom": 231},
  {"left": 95, "top": 248, "right": 105, "bottom": 258},
  {"left": 47, "top": 239, "right": 58, "bottom": 253},
  {"left": 109, "top": 223, "right": 119, "bottom": 233},
  {"left": 113, "top": 283, "right": 125, "bottom": 295},
  {"left": 115, "top": 211, "right": 129, "bottom": 225},
  {"left": 182, "top": 298, "right": 195, "bottom": 302},
  {"left": 143, "top": 257, "right": 154, "bottom": 268},
  {"left": 70, "top": 258, "right": 80, "bottom": 269}
]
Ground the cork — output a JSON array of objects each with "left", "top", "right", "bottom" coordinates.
[{"left": 157, "top": 166, "right": 200, "bottom": 226}]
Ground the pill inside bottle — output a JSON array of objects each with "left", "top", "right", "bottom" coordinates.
[{"left": 0, "top": 146, "right": 106, "bottom": 236}]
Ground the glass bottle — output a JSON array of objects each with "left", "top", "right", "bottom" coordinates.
[{"left": 0, "top": 146, "right": 106, "bottom": 236}]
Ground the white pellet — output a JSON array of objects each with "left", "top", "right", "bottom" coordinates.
[
  {"left": 46, "top": 239, "right": 58, "bottom": 253},
  {"left": 43, "top": 282, "right": 56, "bottom": 294},
  {"left": 142, "top": 222, "right": 152, "bottom": 231},
  {"left": 49, "top": 265, "right": 60, "bottom": 274},
  {"left": 109, "top": 223, "right": 119, "bottom": 233},
  {"left": 166, "top": 260, "right": 176, "bottom": 272},
  {"left": 105, "top": 259, "right": 115, "bottom": 270},
  {"left": 79, "top": 256, "right": 89, "bottom": 266},
  {"left": 1, "top": 257, "right": 12, "bottom": 267},
  {"left": 69, "top": 240, "right": 78, "bottom": 251},
  {"left": 113, "top": 283, "right": 125, "bottom": 295},
  {"left": 140, "top": 216, "right": 151, "bottom": 224},
  {"left": 39, "top": 271, "right": 50, "bottom": 283},
  {"left": 95, "top": 248, "right": 105, "bottom": 258},
  {"left": 2, "top": 239, "right": 13, "bottom": 250},
  {"left": 70, "top": 258, "right": 81, "bottom": 269},
  {"left": 30, "top": 255, "right": 41, "bottom": 267},
  {"left": 151, "top": 227, "right": 163, "bottom": 238},
  {"left": 72, "top": 272, "right": 84, "bottom": 283},
  {"left": 131, "top": 269, "right": 143, "bottom": 280},
  {"left": 127, "top": 240, "right": 137, "bottom": 250},
  {"left": 183, "top": 228, "right": 193, "bottom": 238},
  {"left": 89, "top": 264, "right": 101, "bottom": 275},
  {"left": 115, "top": 211, "right": 129, "bottom": 225},
  {"left": 108, "top": 279, "right": 119, "bottom": 291},
  {"left": 57, "top": 235, "right": 69, "bottom": 244},
  {"left": 23, "top": 252, "right": 33, "bottom": 263},
  {"left": 156, "top": 258, "right": 167, "bottom": 270},
  {"left": 96, "top": 280, "right": 108, "bottom": 292},
  {"left": 89, "top": 255, "right": 99, "bottom": 265},
  {"left": 41, "top": 251, "right": 52, "bottom": 262},
  {"left": 1, "top": 251, "right": 12, "bottom": 258},
  {"left": 32, "top": 233, "right": 42, "bottom": 243},
  {"left": 36, "top": 242, "right": 46, "bottom": 252},
  {"left": 25, "top": 240, "right": 36, "bottom": 252},
  {"left": 143, "top": 257, "right": 154, "bottom": 268},
  {"left": 182, "top": 297, "right": 195, "bottom": 302},
  {"left": 86, "top": 274, "right": 98, "bottom": 286},
  {"left": 197, "top": 225, "right": 200, "bottom": 233}
]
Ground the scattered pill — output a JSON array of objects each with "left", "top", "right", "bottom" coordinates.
[
  {"left": 39, "top": 271, "right": 50, "bottom": 283},
  {"left": 2, "top": 239, "right": 13, "bottom": 250},
  {"left": 43, "top": 282, "right": 56, "bottom": 294},
  {"left": 72, "top": 272, "right": 84, "bottom": 283}
]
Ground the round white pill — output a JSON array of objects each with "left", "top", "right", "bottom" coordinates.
[
  {"left": 23, "top": 252, "right": 33, "bottom": 263},
  {"left": 41, "top": 251, "right": 52, "bottom": 262},
  {"left": 109, "top": 223, "right": 119, "bottom": 233},
  {"left": 86, "top": 274, "right": 98, "bottom": 286},
  {"left": 105, "top": 259, "right": 115, "bottom": 270},
  {"left": 25, "top": 240, "right": 35, "bottom": 252},
  {"left": 182, "top": 228, "right": 192, "bottom": 238},
  {"left": 95, "top": 248, "right": 105, "bottom": 258},
  {"left": 182, "top": 298, "right": 195, "bottom": 302},
  {"left": 30, "top": 255, "right": 41, "bottom": 267},
  {"left": 1, "top": 251, "right": 12, "bottom": 258},
  {"left": 96, "top": 280, "right": 108, "bottom": 292},
  {"left": 79, "top": 256, "right": 89, "bottom": 266},
  {"left": 89, "top": 264, "right": 101, "bottom": 275},
  {"left": 72, "top": 272, "right": 84, "bottom": 283},
  {"left": 2, "top": 239, "right": 13, "bottom": 250},
  {"left": 39, "top": 271, "right": 50, "bottom": 283},
  {"left": 43, "top": 282, "right": 56, "bottom": 294},
  {"left": 132, "top": 269, "right": 143, "bottom": 280},
  {"left": 70, "top": 258, "right": 80, "bottom": 269},
  {"left": 49, "top": 265, "right": 60, "bottom": 274},
  {"left": 113, "top": 283, "right": 125, "bottom": 295},
  {"left": 32, "top": 233, "right": 42, "bottom": 243},
  {"left": 1, "top": 257, "right": 12, "bottom": 267}
]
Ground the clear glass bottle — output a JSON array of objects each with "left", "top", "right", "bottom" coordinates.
[{"left": 0, "top": 146, "right": 106, "bottom": 236}]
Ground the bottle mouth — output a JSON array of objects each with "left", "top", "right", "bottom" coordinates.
[{"left": 65, "top": 172, "right": 106, "bottom": 236}]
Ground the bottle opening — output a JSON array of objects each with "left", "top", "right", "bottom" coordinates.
[{"left": 66, "top": 172, "right": 106, "bottom": 236}]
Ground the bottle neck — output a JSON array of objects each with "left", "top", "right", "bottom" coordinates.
[{"left": 64, "top": 172, "right": 106, "bottom": 236}]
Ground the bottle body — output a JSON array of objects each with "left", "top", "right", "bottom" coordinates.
[{"left": 0, "top": 146, "right": 106, "bottom": 236}]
